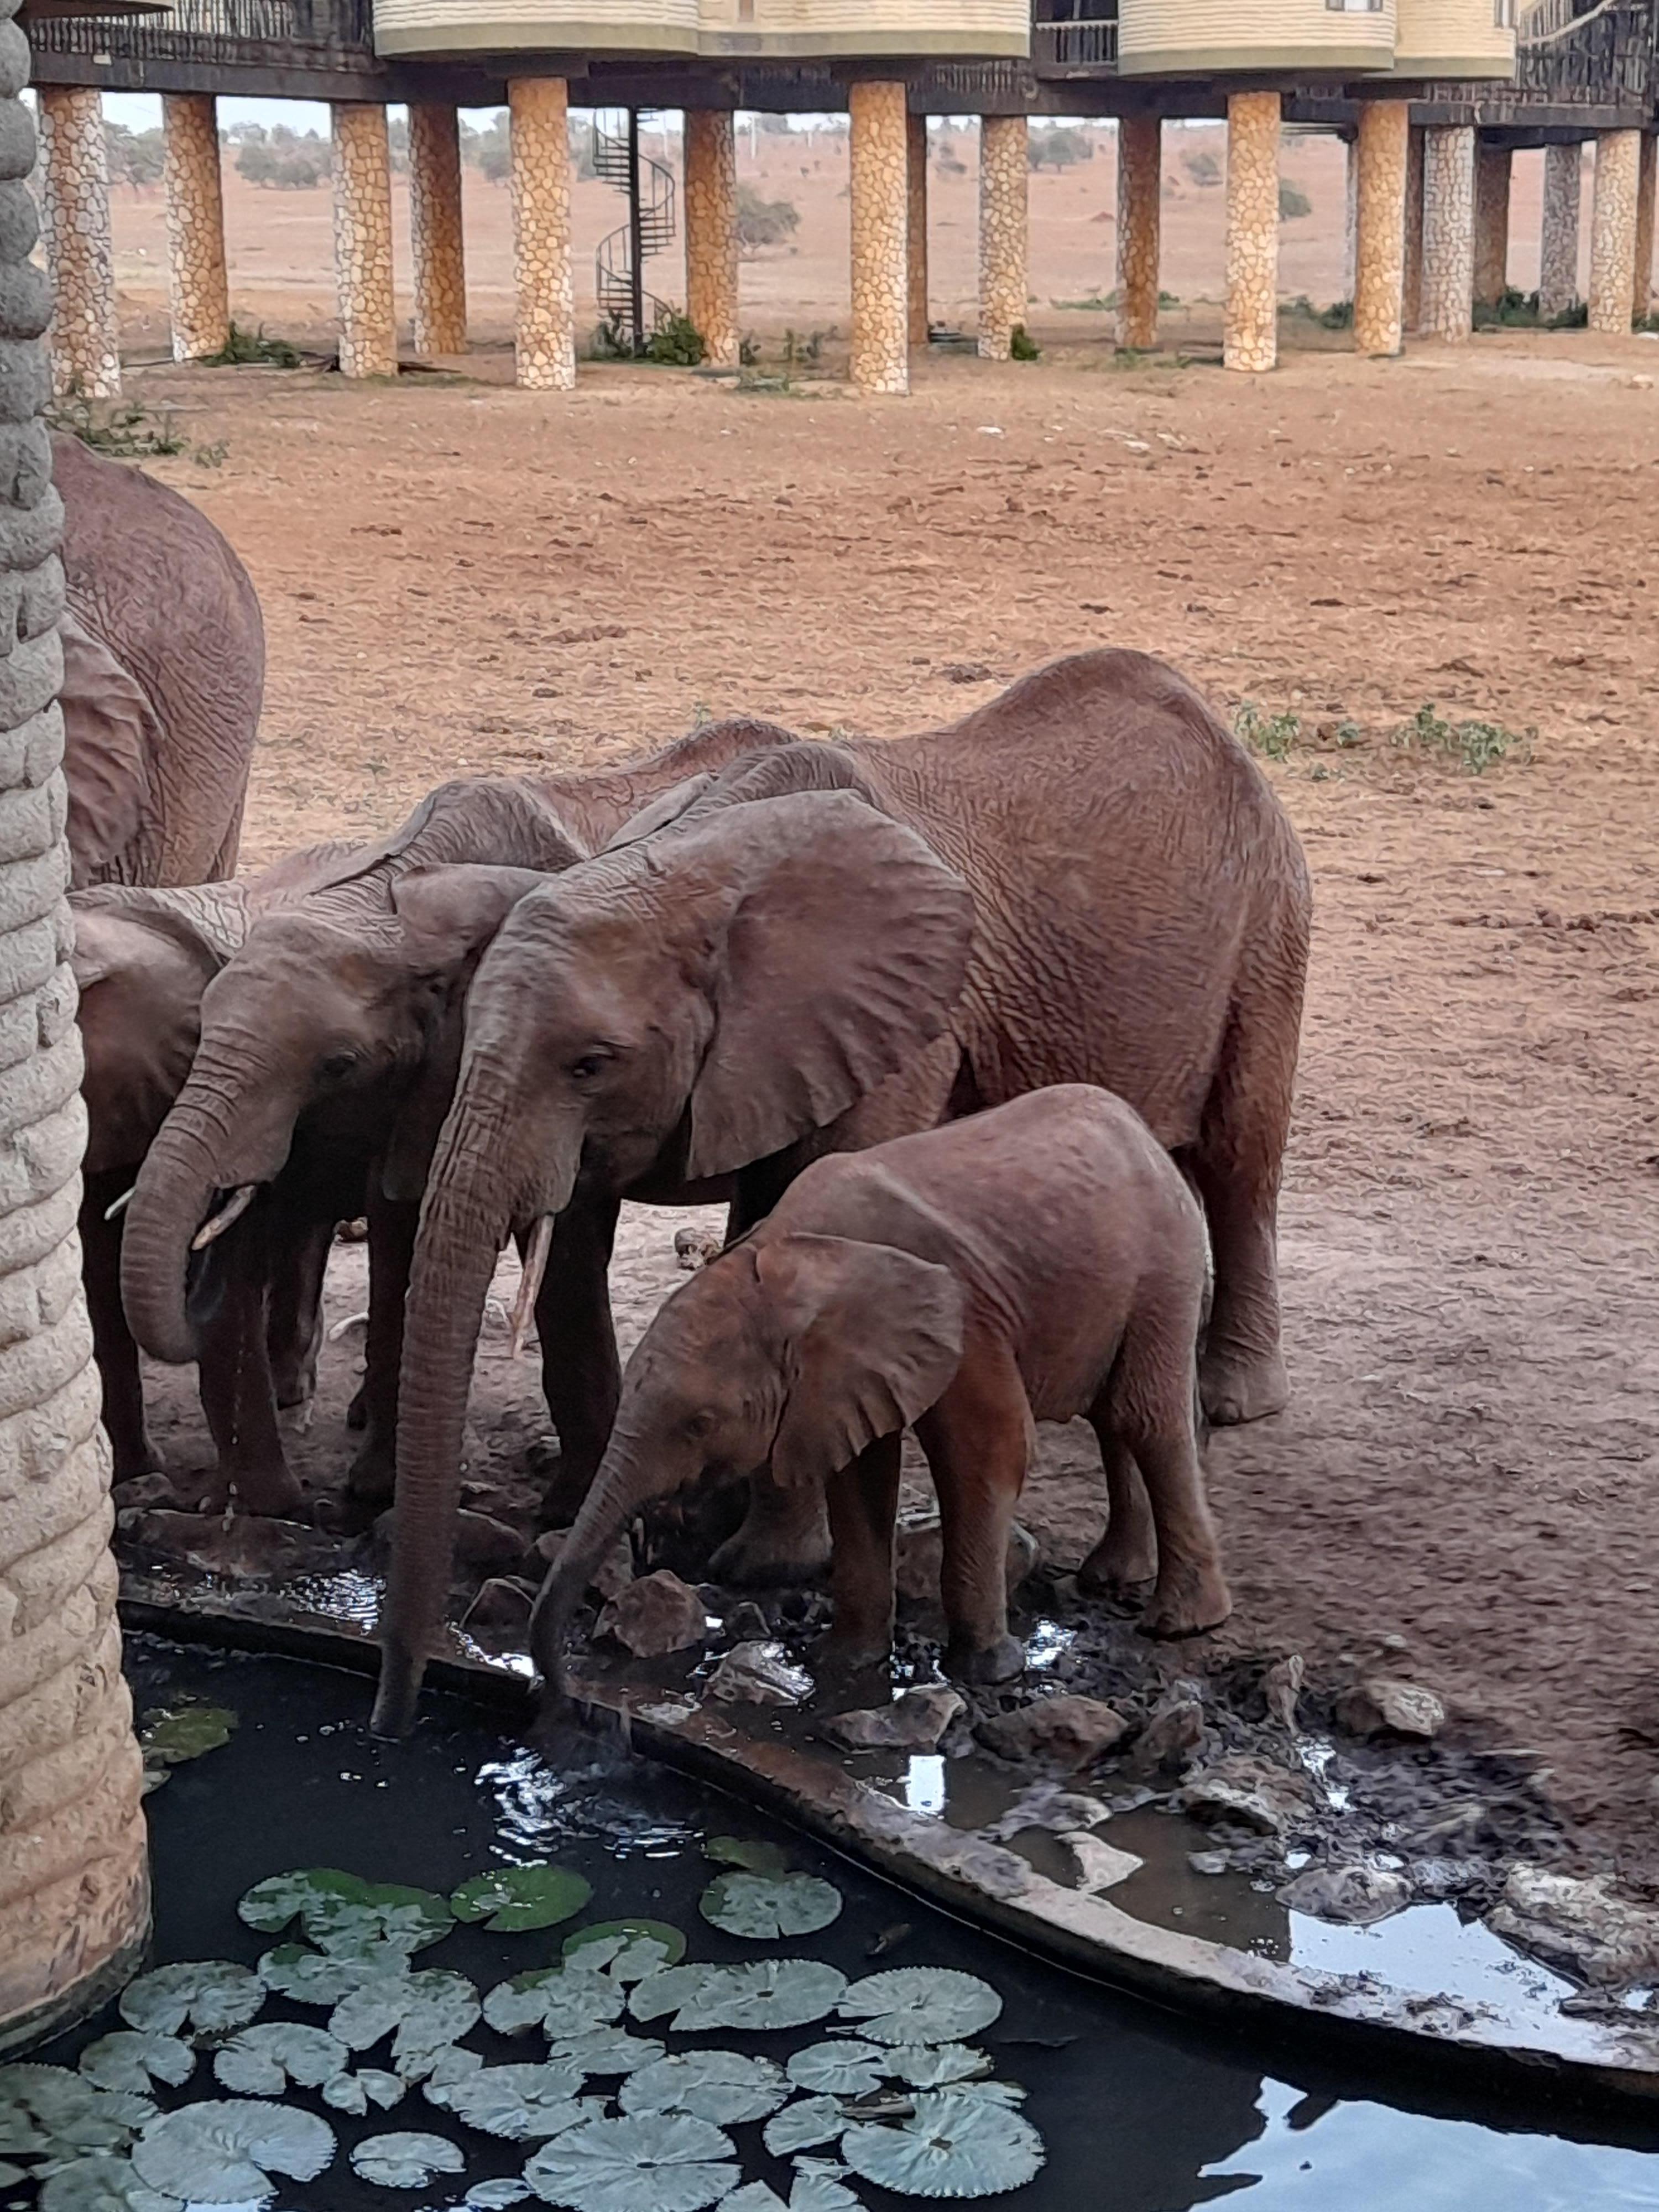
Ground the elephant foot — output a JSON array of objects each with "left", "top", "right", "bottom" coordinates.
[
  {"left": 1141, "top": 1559, "right": 1232, "bottom": 1642},
  {"left": 527, "top": 1437, "right": 598, "bottom": 1529},
  {"left": 345, "top": 1378, "right": 369, "bottom": 1433},
  {"left": 1077, "top": 1532, "right": 1158, "bottom": 1600},
  {"left": 203, "top": 1460, "right": 305, "bottom": 1520},
  {"left": 945, "top": 1633, "right": 1026, "bottom": 1687},
  {"left": 272, "top": 1360, "right": 319, "bottom": 1412},
  {"left": 807, "top": 1626, "right": 893, "bottom": 1682},
  {"left": 110, "top": 1433, "right": 166, "bottom": 1485},
  {"left": 347, "top": 1437, "right": 396, "bottom": 1507},
  {"left": 1199, "top": 1342, "right": 1288, "bottom": 1428},
  {"left": 709, "top": 1505, "right": 832, "bottom": 1590}
]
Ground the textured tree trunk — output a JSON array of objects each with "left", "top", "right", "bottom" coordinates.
[{"left": 0, "top": 37, "right": 150, "bottom": 2052}]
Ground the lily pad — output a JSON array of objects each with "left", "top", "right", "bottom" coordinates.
[
  {"left": 238, "top": 1869, "right": 453, "bottom": 1958},
  {"left": 118, "top": 1961, "right": 265, "bottom": 2039},
  {"left": 330, "top": 1969, "right": 481, "bottom": 2076},
  {"left": 427, "top": 2062, "right": 590, "bottom": 2140},
  {"left": 484, "top": 1967, "right": 625, "bottom": 2039},
  {"left": 629, "top": 1961, "right": 846, "bottom": 2036},
  {"left": 322, "top": 2068, "right": 406, "bottom": 2115},
  {"left": 521, "top": 2111, "right": 737, "bottom": 2212},
  {"left": 840, "top": 2091, "right": 1043, "bottom": 2199},
  {"left": 562, "top": 1921, "right": 686, "bottom": 1972},
  {"left": 350, "top": 2130, "right": 467, "bottom": 2189},
  {"left": 131, "top": 2099, "right": 335, "bottom": 2201},
  {"left": 0, "top": 2067, "right": 154, "bottom": 2157},
  {"left": 764, "top": 2095, "right": 847, "bottom": 2156},
  {"left": 787, "top": 2174, "right": 863, "bottom": 2212},
  {"left": 213, "top": 2022, "right": 348, "bottom": 2096},
  {"left": 703, "top": 1837, "right": 790, "bottom": 1876},
  {"left": 698, "top": 1873, "right": 842, "bottom": 1942},
  {"left": 884, "top": 2046, "right": 990, "bottom": 2089},
  {"left": 467, "top": 2184, "right": 534, "bottom": 2209},
  {"left": 138, "top": 1702, "right": 237, "bottom": 1766},
  {"left": 544, "top": 2033, "right": 665, "bottom": 2077},
  {"left": 452, "top": 1866, "right": 593, "bottom": 1933},
  {"left": 77, "top": 2036, "right": 195, "bottom": 2097},
  {"left": 258, "top": 1943, "right": 408, "bottom": 2007},
  {"left": 36, "top": 2155, "right": 181, "bottom": 2212},
  {"left": 785, "top": 2043, "right": 885, "bottom": 2098},
  {"left": 618, "top": 2051, "right": 787, "bottom": 2126},
  {"left": 836, "top": 1971, "right": 1002, "bottom": 2048}
]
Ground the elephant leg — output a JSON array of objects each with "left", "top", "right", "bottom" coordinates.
[
  {"left": 348, "top": 1191, "right": 418, "bottom": 1505},
  {"left": 1077, "top": 1425, "right": 1159, "bottom": 1598},
  {"left": 81, "top": 1188, "right": 159, "bottom": 1481},
  {"left": 195, "top": 1229, "right": 303, "bottom": 1518},
  {"left": 533, "top": 1193, "right": 623, "bottom": 1525},
  {"left": 709, "top": 1469, "right": 831, "bottom": 1588},
  {"left": 915, "top": 1344, "right": 1029, "bottom": 1684},
  {"left": 267, "top": 1215, "right": 333, "bottom": 1409},
  {"left": 813, "top": 1431, "right": 902, "bottom": 1670},
  {"left": 1105, "top": 1319, "right": 1230, "bottom": 1640}
]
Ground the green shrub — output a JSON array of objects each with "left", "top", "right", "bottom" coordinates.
[
  {"left": 204, "top": 321, "right": 304, "bottom": 368},
  {"left": 48, "top": 395, "right": 185, "bottom": 457},
  {"left": 736, "top": 185, "right": 800, "bottom": 253},
  {"left": 1392, "top": 702, "right": 1535, "bottom": 773},
  {"left": 644, "top": 312, "right": 707, "bottom": 366},
  {"left": 1278, "top": 181, "right": 1312, "bottom": 222},
  {"left": 1009, "top": 323, "right": 1041, "bottom": 361},
  {"left": 1233, "top": 701, "right": 1301, "bottom": 761}
]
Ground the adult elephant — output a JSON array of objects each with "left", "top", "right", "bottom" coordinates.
[
  {"left": 56, "top": 431, "right": 262, "bottom": 888},
  {"left": 372, "top": 648, "right": 1311, "bottom": 1734}
]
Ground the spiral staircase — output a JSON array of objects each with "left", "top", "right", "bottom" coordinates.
[{"left": 592, "top": 111, "right": 677, "bottom": 353}]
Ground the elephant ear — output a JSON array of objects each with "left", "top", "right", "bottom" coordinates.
[
  {"left": 379, "top": 778, "right": 588, "bottom": 875},
  {"left": 606, "top": 745, "right": 876, "bottom": 854},
  {"left": 71, "top": 880, "right": 250, "bottom": 982},
  {"left": 603, "top": 774, "right": 714, "bottom": 849},
  {"left": 379, "top": 863, "right": 549, "bottom": 1203},
  {"left": 676, "top": 790, "right": 974, "bottom": 1181},
  {"left": 58, "top": 608, "right": 156, "bottom": 888},
  {"left": 756, "top": 1233, "right": 966, "bottom": 1490}
]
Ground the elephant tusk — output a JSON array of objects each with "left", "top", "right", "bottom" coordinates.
[
  {"left": 191, "top": 1185, "right": 258, "bottom": 1251},
  {"left": 508, "top": 1214, "right": 555, "bottom": 1360},
  {"left": 326, "top": 1309, "right": 371, "bottom": 1343},
  {"left": 103, "top": 1185, "right": 135, "bottom": 1223}
]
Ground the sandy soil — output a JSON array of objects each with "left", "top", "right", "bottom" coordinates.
[{"left": 107, "top": 307, "right": 1659, "bottom": 1882}]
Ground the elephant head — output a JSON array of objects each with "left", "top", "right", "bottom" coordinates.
[
  {"left": 371, "top": 790, "right": 975, "bottom": 1734},
  {"left": 118, "top": 779, "right": 586, "bottom": 1366},
  {"left": 527, "top": 1229, "right": 967, "bottom": 1700}
]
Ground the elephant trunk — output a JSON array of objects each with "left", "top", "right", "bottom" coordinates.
[{"left": 529, "top": 1419, "right": 689, "bottom": 1698}]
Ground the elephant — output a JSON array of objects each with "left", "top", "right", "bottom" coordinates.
[
  {"left": 531, "top": 1085, "right": 1230, "bottom": 1700},
  {"left": 56, "top": 431, "right": 264, "bottom": 888},
  {"left": 73, "top": 839, "right": 359, "bottom": 1501}
]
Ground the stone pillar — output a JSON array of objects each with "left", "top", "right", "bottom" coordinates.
[
  {"left": 684, "top": 109, "right": 739, "bottom": 369},
  {"left": 36, "top": 87, "right": 119, "bottom": 399},
  {"left": 1223, "top": 90, "right": 1279, "bottom": 374},
  {"left": 1473, "top": 141, "right": 1512, "bottom": 306},
  {"left": 1353, "top": 102, "right": 1408, "bottom": 359},
  {"left": 977, "top": 114, "right": 1027, "bottom": 361},
  {"left": 1588, "top": 127, "right": 1640, "bottom": 336},
  {"left": 906, "top": 112, "right": 928, "bottom": 348},
  {"left": 1343, "top": 133, "right": 1358, "bottom": 302},
  {"left": 1115, "top": 113, "right": 1161, "bottom": 351},
  {"left": 408, "top": 103, "right": 466, "bottom": 357},
  {"left": 1538, "top": 140, "right": 1582, "bottom": 323},
  {"left": 1420, "top": 125, "right": 1475, "bottom": 342},
  {"left": 509, "top": 78, "right": 575, "bottom": 392},
  {"left": 161, "top": 95, "right": 228, "bottom": 364},
  {"left": 0, "top": 24, "right": 150, "bottom": 2058},
  {"left": 848, "top": 81, "right": 908, "bottom": 396},
  {"left": 1634, "top": 131, "right": 1656, "bottom": 324},
  {"left": 1403, "top": 124, "right": 1426, "bottom": 331},
  {"left": 330, "top": 103, "right": 395, "bottom": 379}
]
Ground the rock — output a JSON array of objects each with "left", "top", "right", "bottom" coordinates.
[
  {"left": 1279, "top": 1862, "right": 1412, "bottom": 1926},
  {"left": 1488, "top": 1867, "right": 1659, "bottom": 1987},
  {"left": 1178, "top": 1755, "right": 1312, "bottom": 1840},
  {"left": 533, "top": 1527, "right": 634, "bottom": 1603},
  {"left": 336, "top": 1216, "right": 370, "bottom": 1242},
  {"left": 703, "top": 1640, "right": 813, "bottom": 1706},
  {"left": 895, "top": 1514, "right": 1039, "bottom": 1606},
  {"left": 461, "top": 1577, "right": 537, "bottom": 1637},
  {"left": 983, "top": 1781, "right": 1112, "bottom": 1842},
  {"left": 596, "top": 1569, "right": 709, "bottom": 1658},
  {"left": 1410, "top": 1857, "right": 1494, "bottom": 1904},
  {"left": 374, "top": 1506, "right": 524, "bottom": 1572},
  {"left": 725, "top": 1600, "right": 772, "bottom": 1642},
  {"left": 1128, "top": 1680, "right": 1208, "bottom": 1778},
  {"left": 674, "top": 1225, "right": 724, "bottom": 1271},
  {"left": 123, "top": 1510, "right": 337, "bottom": 1580},
  {"left": 1188, "top": 1850, "right": 1232, "bottom": 1877},
  {"left": 1262, "top": 1655, "right": 1305, "bottom": 1731},
  {"left": 823, "top": 1686, "right": 964, "bottom": 1752},
  {"left": 1334, "top": 1676, "right": 1446, "bottom": 1741},
  {"left": 111, "top": 1472, "right": 180, "bottom": 1513},
  {"left": 1060, "top": 1832, "right": 1142, "bottom": 1894},
  {"left": 975, "top": 1694, "right": 1129, "bottom": 1770}
]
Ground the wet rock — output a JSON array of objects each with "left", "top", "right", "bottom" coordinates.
[
  {"left": 725, "top": 1600, "right": 772, "bottom": 1642},
  {"left": 975, "top": 1694, "right": 1129, "bottom": 1770},
  {"left": 1488, "top": 1867, "right": 1659, "bottom": 1987},
  {"left": 533, "top": 1527, "right": 634, "bottom": 1603},
  {"left": 1060, "top": 1832, "right": 1142, "bottom": 1894},
  {"left": 674, "top": 1225, "right": 725, "bottom": 1271},
  {"left": 123, "top": 1510, "right": 337, "bottom": 1580},
  {"left": 1279, "top": 1862, "right": 1412, "bottom": 1926},
  {"left": 895, "top": 1514, "right": 1039, "bottom": 1605},
  {"left": 1128, "top": 1680, "right": 1208, "bottom": 1778},
  {"left": 373, "top": 1506, "right": 524, "bottom": 1572},
  {"left": 703, "top": 1640, "right": 812, "bottom": 1706},
  {"left": 1334, "top": 1676, "right": 1446, "bottom": 1741},
  {"left": 1188, "top": 1850, "right": 1232, "bottom": 1877},
  {"left": 1262, "top": 1655, "right": 1305, "bottom": 1731},
  {"left": 596, "top": 1569, "right": 709, "bottom": 1658},
  {"left": 983, "top": 1781, "right": 1112, "bottom": 1843},
  {"left": 823, "top": 1686, "right": 964, "bottom": 1752},
  {"left": 461, "top": 1577, "right": 537, "bottom": 1638},
  {"left": 111, "top": 1472, "right": 181, "bottom": 1513},
  {"left": 1410, "top": 1858, "right": 1495, "bottom": 1905},
  {"left": 1178, "top": 1755, "right": 1312, "bottom": 1840}
]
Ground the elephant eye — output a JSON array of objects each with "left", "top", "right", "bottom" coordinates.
[
  {"left": 568, "top": 1053, "right": 607, "bottom": 1082},
  {"left": 319, "top": 1048, "right": 359, "bottom": 1082}
]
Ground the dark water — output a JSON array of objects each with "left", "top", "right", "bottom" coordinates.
[{"left": 35, "top": 1639, "right": 1659, "bottom": 2212}]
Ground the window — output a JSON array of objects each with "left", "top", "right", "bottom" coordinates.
[
  {"left": 1326, "top": 0, "right": 1383, "bottom": 11},
  {"left": 1494, "top": 0, "right": 1516, "bottom": 22}
]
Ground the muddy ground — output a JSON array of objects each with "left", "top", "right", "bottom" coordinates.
[{"left": 105, "top": 319, "right": 1659, "bottom": 1887}]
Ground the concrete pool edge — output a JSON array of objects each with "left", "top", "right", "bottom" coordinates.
[{"left": 118, "top": 1590, "right": 1659, "bottom": 2112}]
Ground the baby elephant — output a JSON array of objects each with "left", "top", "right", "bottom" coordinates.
[{"left": 534, "top": 1085, "right": 1231, "bottom": 1692}]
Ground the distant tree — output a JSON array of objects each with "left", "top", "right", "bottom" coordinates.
[
  {"left": 757, "top": 113, "right": 795, "bottom": 134},
  {"left": 387, "top": 112, "right": 409, "bottom": 174},
  {"left": 234, "top": 126, "right": 331, "bottom": 190},
  {"left": 1027, "top": 125, "right": 1090, "bottom": 173},
  {"left": 1182, "top": 148, "right": 1220, "bottom": 189},
  {"left": 735, "top": 183, "right": 799, "bottom": 254},
  {"left": 1279, "top": 180, "right": 1312, "bottom": 222},
  {"left": 461, "top": 112, "right": 512, "bottom": 182},
  {"left": 104, "top": 122, "right": 165, "bottom": 189}
]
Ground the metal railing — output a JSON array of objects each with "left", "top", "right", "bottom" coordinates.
[
  {"left": 28, "top": 0, "right": 373, "bottom": 69},
  {"left": 1030, "top": 0, "right": 1117, "bottom": 71},
  {"left": 1512, "top": 0, "right": 1656, "bottom": 105}
]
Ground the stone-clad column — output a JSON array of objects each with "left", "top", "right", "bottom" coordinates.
[
  {"left": 161, "top": 95, "right": 228, "bottom": 363},
  {"left": 977, "top": 113, "right": 1027, "bottom": 361},
  {"left": 1539, "top": 140, "right": 1583, "bottom": 323},
  {"left": 1343, "top": 133, "right": 1358, "bottom": 301},
  {"left": 0, "top": 15, "right": 149, "bottom": 2056},
  {"left": 684, "top": 109, "right": 739, "bottom": 369},
  {"left": 1354, "top": 101, "right": 1408, "bottom": 359},
  {"left": 509, "top": 77, "right": 575, "bottom": 391},
  {"left": 848, "top": 81, "right": 907, "bottom": 396},
  {"left": 36, "top": 87, "right": 119, "bottom": 399},
  {"left": 1115, "top": 113, "right": 1160, "bottom": 351},
  {"left": 1420, "top": 124, "right": 1474, "bottom": 342},
  {"left": 1588, "top": 127, "right": 1640, "bottom": 335},
  {"left": 906, "top": 112, "right": 928, "bottom": 348},
  {"left": 1473, "top": 141, "right": 1512, "bottom": 306},
  {"left": 1634, "top": 131, "right": 1656, "bottom": 324},
  {"left": 408, "top": 103, "right": 467, "bottom": 357},
  {"left": 331, "top": 103, "right": 395, "bottom": 378},
  {"left": 1223, "top": 90, "right": 1279, "bottom": 374},
  {"left": 1402, "top": 124, "right": 1425, "bottom": 330}
]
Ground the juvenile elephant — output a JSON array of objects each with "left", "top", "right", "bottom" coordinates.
[
  {"left": 56, "top": 432, "right": 263, "bottom": 888},
  {"left": 531, "top": 1087, "right": 1229, "bottom": 1695}
]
